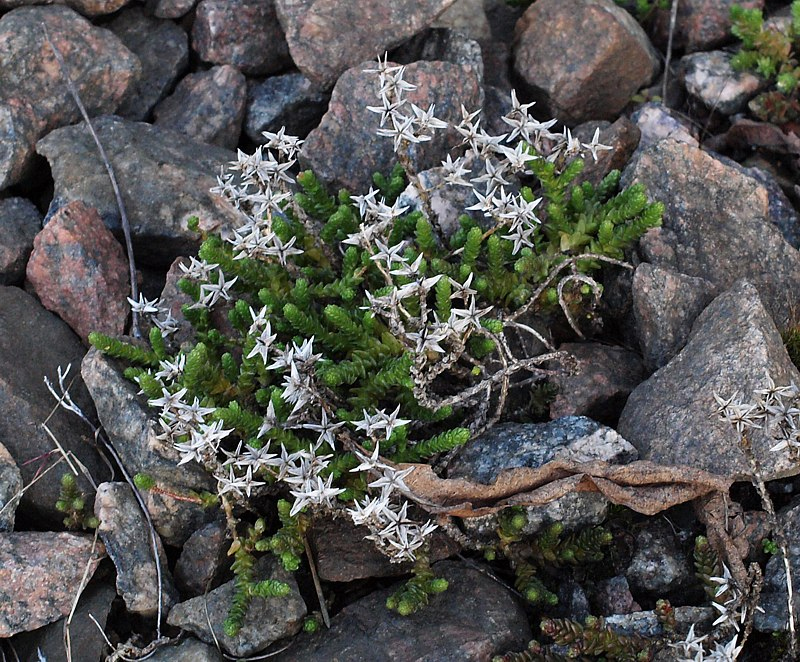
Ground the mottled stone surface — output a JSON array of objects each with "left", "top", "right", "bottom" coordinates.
[
  {"left": 625, "top": 520, "right": 693, "bottom": 598},
  {"left": 167, "top": 556, "right": 306, "bottom": 657},
  {"left": 272, "top": 560, "right": 531, "bottom": 662},
  {"left": 0, "top": 98, "right": 40, "bottom": 191},
  {"left": 632, "top": 263, "right": 716, "bottom": 372},
  {"left": 0, "top": 532, "right": 105, "bottom": 637},
  {"left": 650, "top": 0, "right": 763, "bottom": 52},
  {"left": 0, "top": 442, "right": 22, "bottom": 532},
  {"left": 682, "top": 50, "right": 763, "bottom": 115},
  {"left": 153, "top": 0, "right": 196, "bottom": 19},
  {"left": 593, "top": 576, "right": 641, "bottom": 616},
  {"left": 622, "top": 139, "right": 800, "bottom": 327},
  {"left": 619, "top": 280, "right": 800, "bottom": 481},
  {"left": 36, "top": 116, "right": 239, "bottom": 267},
  {"left": 94, "top": 482, "right": 178, "bottom": 617},
  {"left": 154, "top": 65, "right": 247, "bottom": 149},
  {"left": 174, "top": 520, "right": 228, "bottom": 596},
  {"left": 245, "top": 73, "right": 329, "bottom": 142},
  {"left": 449, "top": 418, "right": 636, "bottom": 541},
  {"left": 192, "top": 0, "right": 291, "bottom": 76},
  {"left": 310, "top": 515, "right": 458, "bottom": 583},
  {"left": 81, "top": 348, "right": 214, "bottom": 492},
  {"left": 513, "top": 0, "right": 659, "bottom": 124},
  {"left": 275, "top": 0, "right": 458, "bottom": 88},
  {"left": 572, "top": 116, "right": 641, "bottom": 188},
  {"left": 630, "top": 103, "right": 698, "bottom": 149},
  {"left": 431, "top": 0, "right": 491, "bottom": 42},
  {"left": 449, "top": 417, "right": 638, "bottom": 485},
  {"left": 755, "top": 498, "right": 800, "bottom": 631},
  {"left": 0, "top": 0, "right": 132, "bottom": 16},
  {"left": 0, "top": 286, "right": 106, "bottom": 523},
  {"left": 148, "top": 638, "right": 224, "bottom": 661},
  {"left": 109, "top": 6, "right": 189, "bottom": 121},
  {"left": 10, "top": 582, "right": 116, "bottom": 662},
  {"left": 0, "top": 197, "right": 40, "bottom": 285},
  {"left": 26, "top": 200, "right": 129, "bottom": 341},
  {"left": 549, "top": 342, "right": 646, "bottom": 424},
  {"left": 302, "top": 59, "right": 482, "bottom": 193},
  {"left": 142, "top": 488, "right": 219, "bottom": 548},
  {"left": 0, "top": 6, "right": 139, "bottom": 133}
]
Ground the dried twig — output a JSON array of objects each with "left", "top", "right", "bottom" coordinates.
[
  {"left": 42, "top": 24, "right": 141, "bottom": 338},
  {"left": 662, "top": 0, "right": 680, "bottom": 104}
]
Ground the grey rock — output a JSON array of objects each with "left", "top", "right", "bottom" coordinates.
[
  {"left": 630, "top": 103, "right": 698, "bottom": 149},
  {"left": 9, "top": 582, "right": 116, "bottom": 662},
  {"left": 682, "top": 50, "right": 763, "bottom": 116},
  {"left": 274, "top": 0, "right": 459, "bottom": 88},
  {"left": 0, "top": 197, "right": 40, "bottom": 285},
  {"left": 192, "top": 0, "right": 291, "bottom": 76},
  {"left": 0, "top": 286, "right": 106, "bottom": 524},
  {"left": 649, "top": 0, "right": 764, "bottom": 53},
  {"left": 109, "top": 6, "right": 189, "bottom": 121},
  {"left": 272, "top": 560, "right": 531, "bottom": 662},
  {"left": 0, "top": 6, "right": 139, "bottom": 132},
  {"left": 167, "top": 555, "right": 306, "bottom": 657},
  {"left": 449, "top": 418, "right": 639, "bottom": 485},
  {"left": 310, "top": 515, "right": 459, "bottom": 583},
  {"left": 572, "top": 116, "right": 641, "bottom": 188},
  {"left": 147, "top": 638, "right": 224, "bottom": 662},
  {"left": 395, "top": 28, "right": 484, "bottom": 83},
  {"left": 593, "top": 576, "right": 641, "bottom": 616},
  {"left": 0, "top": 532, "right": 105, "bottom": 637},
  {"left": 632, "top": 263, "right": 716, "bottom": 372},
  {"left": 154, "top": 65, "right": 247, "bottom": 149},
  {"left": 302, "top": 59, "right": 482, "bottom": 193},
  {"left": 94, "top": 481, "right": 179, "bottom": 617},
  {"left": 0, "top": 98, "right": 40, "bottom": 191},
  {"left": 625, "top": 520, "right": 693, "bottom": 597},
  {"left": 0, "top": 0, "right": 132, "bottom": 16},
  {"left": 549, "top": 343, "right": 646, "bottom": 424},
  {"left": 141, "top": 488, "right": 218, "bottom": 548},
  {"left": 605, "top": 606, "right": 714, "bottom": 639},
  {"left": 153, "top": 0, "right": 196, "bottom": 19},
  {"left": 0, "top": 3, "right": 140, "bottom": 191},
  {"left": 755, "top": 498, "right": 800, "bottom": 631},
  {"left": 81, "top": 348, "right": 214, "bottom": 493},
  {"left": 245, "top": 73, "right": 329, "bottom": 143},
  {"left": 174, "top": 520, "right": 228, "bottom": 597},
  {"left": 711, "top": 154, "right": 800, "bottom": 251},
  {"left": 618, "top": 280, "right": 800, "bottom": 481},
  {"left": 36, "top": 116, "right": 239, "bottom": 268},
  {"left": 622, "top": 139, "right": 800, "bottom": 327},
  {"left": 0, "top": 442, "right": 22, "bottom": 532},
  {"left": 449, "top": 418, "right": 637, "bottom": 541},
  {"left": 513, "top": 0, "right": 659, "bottom": 124},
  {"left": 431, "top": 0, "right": 492, "bottom": 43}
]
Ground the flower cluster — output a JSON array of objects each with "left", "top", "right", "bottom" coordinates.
[
  {"left": 669, "top": 624, "right": 744, "bottom": 662},
  {"left": 99, "top": 55, "right": 658, "bottom": 581},
  {"left": 714, "top": 373, "right": 800, "bottom": 460}
]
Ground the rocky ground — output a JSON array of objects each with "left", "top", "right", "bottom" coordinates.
[{"left": 2, "top": 0, "right": 800, "bottom": 660}]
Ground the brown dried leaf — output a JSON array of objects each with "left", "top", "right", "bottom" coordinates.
[{"left": 402, "top": 459, "right": 732, "bottom": 518}]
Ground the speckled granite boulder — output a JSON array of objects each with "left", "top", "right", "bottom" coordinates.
[
  {"left": 26, "top": 200, "right": 130, "bottom": 341},
  {"left": 0, "top": 532, "right": 105, "bottom": 636}
]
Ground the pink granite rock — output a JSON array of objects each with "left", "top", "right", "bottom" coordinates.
[
  {"left": 0, "top": 532, "right": 105, "bottom": 637},
  {"left": 0, "top": 0, "right": 132, "bottom": 17},
  {"left": 274, "top": 0, "right": 458, "bottom": 88},
  {"left": 26, "top": 200, "right": 130, "bottom": 341},
  {"left": 0, "top": 6, "right": 140, "bottom": 133},
  {"left": 154, "top": 65, "right": 247, "bottom": 149},
  {"left": 513, "top": 0, "right": 659, "bottom": 124},
  {"left": 192, "top": 0, "right": 291, "bottom": 76}
]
